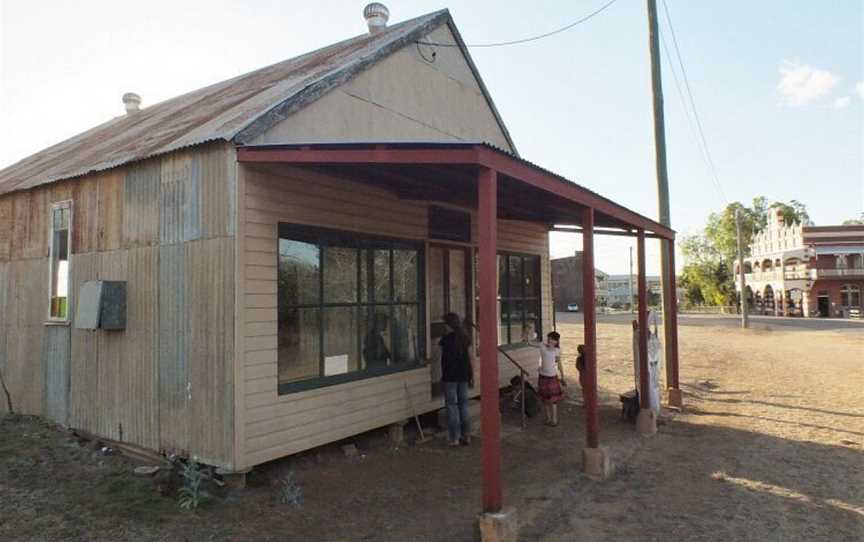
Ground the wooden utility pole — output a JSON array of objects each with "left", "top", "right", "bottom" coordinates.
[
  {"left": 736, "top": 208, "right": 749, "bottom": 328},
  {"left": 646, "top": 0, "right": 675, "bottom": 383}
]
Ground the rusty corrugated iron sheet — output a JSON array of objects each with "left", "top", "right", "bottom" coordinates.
[{"left": 0, "top": 10, "right": 450, "bottom": 197}]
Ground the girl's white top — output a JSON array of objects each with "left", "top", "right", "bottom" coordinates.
[{"left": 538, "top": 343, "right": 560, "bottom": 377}]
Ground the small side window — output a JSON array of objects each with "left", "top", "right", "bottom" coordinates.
[{"left": 49, "top": 201, "right": 72, "bottom": 321}]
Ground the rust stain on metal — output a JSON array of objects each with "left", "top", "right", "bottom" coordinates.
[{"left": 0, "top": 11, "right": 449, "bottom": 197}]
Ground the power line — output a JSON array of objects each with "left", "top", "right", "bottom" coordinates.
[
  {"left": 660, "top": 0, "right": 728, "bottom": 204},
  {"left": 416, "top": 0, "right": 619, "bottom": 48},
  {"left": 658, "top": 18, "right": 724, "bottom": 204}
]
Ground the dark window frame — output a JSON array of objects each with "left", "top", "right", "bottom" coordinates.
[{"left": 277, "top": 223, "right": 426, "bottom": 395}]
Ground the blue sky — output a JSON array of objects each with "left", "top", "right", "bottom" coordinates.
[{"left": 1, "top": 0, "right": 861, "bottom": 274}]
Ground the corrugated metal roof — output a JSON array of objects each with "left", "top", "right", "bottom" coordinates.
[{"left": 0, "top": 10, "right": 457, "bottom": 196}]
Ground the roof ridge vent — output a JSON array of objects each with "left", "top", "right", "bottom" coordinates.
[
  {"left": 122, "top": 93, "right": 142, "bottom": 114},
  {"left": 363, "top": 3, "right": 389, "bottom": 34}
]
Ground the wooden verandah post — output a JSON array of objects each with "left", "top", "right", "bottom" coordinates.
[
  {"left": 580, "top": 207, "right": 611, "bottom": 479},
  {"left": 636, "top": 229, "right": 657, "bottom": 434},
  {"left": 666, "top": 239, "right": 682, "bottom": 407},
  {"left": 477, "top": 167, "right": 502, "bottom": 514}
]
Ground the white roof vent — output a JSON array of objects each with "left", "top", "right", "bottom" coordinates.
[
  {"left": 363, "top": 3, "right": 389, "bottom": 34},
  {"left": 122, "top": 93, "right": 142, "bottom": 114}
]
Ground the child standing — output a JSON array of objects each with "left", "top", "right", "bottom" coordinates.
[
  {"left": 575, "top": 344, "right": 586, "bottom": 390},
  {"left": 537, "top": 331, "right": 566, "bottom": 426}
]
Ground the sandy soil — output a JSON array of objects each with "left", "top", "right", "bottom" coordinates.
[{"left": 1, "top": 315, "right": 862, "bottom": 541}]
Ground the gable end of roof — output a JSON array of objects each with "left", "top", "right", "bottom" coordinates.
[{"left": 233, "top": 10, "right": 451, "bottom": 144}]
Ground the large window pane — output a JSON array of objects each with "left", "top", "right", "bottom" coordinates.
[
  {"left": 323, "top": 307, "right": 360, "bottom": 374},
  {"left": 508, "top": 256, "right": 524, "bottom": 298},
  {"left": 498, "top": 255, "right": 507, "bottom": 297},
  {"left": 524, "top": 257, "right": 539, "bottom": 297},
  {"left": 362, "top": 306, "right": 392, "bottom": 370},
  {"left": 392, "top": 305, "right": 419, "bottom": 365},
  {"left": 429, "top": 247, "right": 444, "bottom": 321},
  {"left": 278, "top": 308, "right": 320, "bottom": 384},
  {"left": 279, "top": 239, "right": 320, "bottom": 306},
  {"left": 393, "top": 249, "right": 418, "bottom": 302},
  {"left": 374, "top": 250, "right": 391, "bottom": 302},
  {"left": 324, "top": 247, "right": 357, "bottom": 303}
]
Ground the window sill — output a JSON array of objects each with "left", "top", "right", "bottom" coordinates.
[
  {"left": 278, "top": 362, "right": 426, "bottom": 395},
  {"left": 44, "top": 320, "right": 71, "bottom": 327}
]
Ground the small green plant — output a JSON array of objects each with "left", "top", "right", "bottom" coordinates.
[
  {"left": 178, "top": 457, "right": 207, "bottom": 511},
  {"left": 277, "top": 471, "right": 303, "bottom": 506}
]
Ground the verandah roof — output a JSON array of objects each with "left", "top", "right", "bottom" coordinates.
[{"left": 236, "top": 142, "right": 675, "bottom": 239}]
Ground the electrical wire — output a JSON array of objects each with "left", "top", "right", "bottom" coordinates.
[
  {"left": 415, "top": 0, "right": 619, "bottom": 48},
  {"left": 659, "top": 19, "right": 726, "bottom": 204},
  {"left": 660, "top": 0, "right": 728, "bottom": 204}
]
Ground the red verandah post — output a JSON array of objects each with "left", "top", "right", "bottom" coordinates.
[
  {"left": 478, "top": 166, "right": 502, "bottom": 513},
  {"left": 637, "top": 229, "right": 650, "bottom": 410},
  {"left": 582, "top": 207, "right": 600, "bottom": 449},
  {"left": 666, "top": 238, "right": 680, "bottom": 390}
]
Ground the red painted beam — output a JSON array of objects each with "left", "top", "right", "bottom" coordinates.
[
  {"left": 236, "top": 145, "right": 675, "bottom": 240},
  {"left": 582, "top": 207, "right": 600, "bottom": 449},
  {"left": 667, "top": 240, "right": 680, "bottom": 389},
  {"left": 475, "top": 147, "right": 675, "bottom": 240},
  {"left": 637, "top": 230, "right": 650, "bottom": 410},
  {"left": 477, "top": 167, "right": 503, "bottom": 514}
]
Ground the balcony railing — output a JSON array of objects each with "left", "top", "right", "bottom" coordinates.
[{"left": 811, "top": 268, "right": 864, "bottom": 279}]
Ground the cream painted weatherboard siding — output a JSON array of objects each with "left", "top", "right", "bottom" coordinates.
[
  {"left": 235, "top": 164, "right": 552, "bottom": 469},
  {"left": 250, "top": 25, "right": 513, "bottom": 151}
]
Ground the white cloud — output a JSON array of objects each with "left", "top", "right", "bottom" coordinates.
[
  {"left": 777, "top": 60, "right": 839, "bottom": 106},
  {"left": 833, "top": 96, "right": 851, "bottom": 110},
  {"left": 857, "top": 81, "right": 864, "bottom": 100}
]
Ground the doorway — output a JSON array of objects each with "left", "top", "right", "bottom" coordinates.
[
  {"left": 428, "top": 244, "right": 471, "bottom": 396},
  {"left": 817, "top": 294, "right": 830, "bottom": 318}
]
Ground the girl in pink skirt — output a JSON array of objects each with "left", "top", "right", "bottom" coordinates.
[{"left": 536, "top": 331, "right": 566, "bottom": 426}]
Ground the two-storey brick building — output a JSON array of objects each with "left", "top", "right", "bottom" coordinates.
[{"left": 735, "top": 209, "right": 864, "bottom": 318}]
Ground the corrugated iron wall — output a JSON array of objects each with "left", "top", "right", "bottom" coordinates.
[{"left": 0, "top": 142, "right": 237, "bottom": 468}]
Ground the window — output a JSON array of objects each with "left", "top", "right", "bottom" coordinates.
[
  {"left": 277, "top": 224, "right": 424, "bottom": 393},
  {"left": 840, "top": 285, "right": 860, "bottom": 308},
  {"left": 493, "top": 253, "right": 542, "bottom": 346},
  {"left": 48, "top": 201, "right": 72, "bottom": 321}
]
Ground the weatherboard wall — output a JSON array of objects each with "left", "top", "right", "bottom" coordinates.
[
  {"left": 251, "top": 25, "right": 514, "bottom": 153},
  {"left": 236, "top": 164, "right": 551, "bottom": 468}
]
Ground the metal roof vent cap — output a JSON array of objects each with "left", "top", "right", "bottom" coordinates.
[
  {"left": 363, "top": 3, "right": 389, "bottom": 34},
  {"left": 122, "top": 93, "right": 142, "bottom": 114}
]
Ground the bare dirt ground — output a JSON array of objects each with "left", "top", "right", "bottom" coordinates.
[{"left": 1, "top": 315, "right": 862, "bottom": 541}]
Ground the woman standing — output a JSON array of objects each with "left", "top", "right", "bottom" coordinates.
[{"left": 440, "top": 313, "right": 474, "bottom": 446}]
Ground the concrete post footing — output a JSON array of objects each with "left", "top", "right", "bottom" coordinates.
[
  {"left": 216, "top": 467, "right": 251, "bottom": 490},
  {"left": 582, "top": 446, "right": 613, "bottom": 480},
  {"left": 666, "top": 387, "right": 683, "bottom": 409},
  {"left": 477, "top": 507, "right": 518, "bottom": 542},
  {"left": 636, "top": 409, "right": 658, "bottom": 436},
  {"left": 388, "top": 422, "right": 405, "bottom": 446}
]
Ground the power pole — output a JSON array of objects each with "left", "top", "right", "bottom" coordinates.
[
  {"left": 736, "top": 208, "right": 749, "bottom": 328},
  {"left": 646, "top": 0, "right": 675, "bottom": 383},
  {"left": 629, "top": 246, "right": 634, "bottom": 312}
]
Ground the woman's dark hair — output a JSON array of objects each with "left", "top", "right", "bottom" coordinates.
[
  {"left": 547, "top": 331, "right": 561, "bottom": 346},
  {"left": 443, "top": 312, "right": 471, "bottom": 351}
]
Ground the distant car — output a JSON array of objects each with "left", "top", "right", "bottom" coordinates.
[{"left": 566, "top": 303, "right": 580, "bottom": 312}]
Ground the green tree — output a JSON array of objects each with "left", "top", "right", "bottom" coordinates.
[{"left": 842, "top": 213, "right": 864, "bottom": 225}]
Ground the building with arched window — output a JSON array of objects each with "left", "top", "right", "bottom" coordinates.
[{"left": 734, "top": 209, "right": 864, "bottom": 318}]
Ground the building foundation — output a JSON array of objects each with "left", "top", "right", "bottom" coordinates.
[
  {"left": 477, "top": 507, "right": 518, "bottom": 542},
  {"left": 582, "top": 446, "right": 613, "bottom": 480}
]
